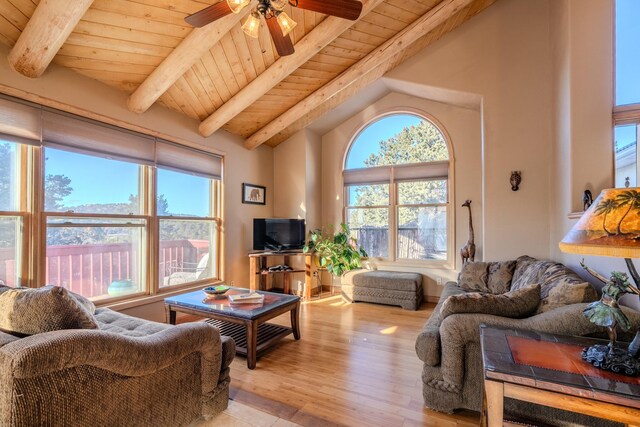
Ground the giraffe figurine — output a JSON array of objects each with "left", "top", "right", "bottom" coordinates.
[{"left": 460, "top": 200, "right": 475, "bottom": 264}]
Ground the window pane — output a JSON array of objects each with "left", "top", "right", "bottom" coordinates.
[
  {"left": 398, "top": 206, "right": 447, "bottom": 260},
  {"left": 44, "top": 148, "right": 141, "bottom": 214},
  {"left": 45, "top": 217, "right": 145, "bottom": 299},
  {"left": 0, "top": 217, "right": 20, "bottom": 286},
  {"left": 346, "top": 208, "right": 388, "bottom": 258},
  {"left": 347, "top": 184, "right": 389, "bottom": 206},
  {"left": 0, "top": 141, "right": 19, "bottom": 211},
  {"left": 616, "top": 0, "right": 640, "bottom": 106},
  {"left": 346, "top": 114, "right": 449, "bottom": 169},
  {"left": 399, "top": 180, "right": 447, "bottom": 205},
  {"left": 160, "top": 219, "right": 217, "bottom": 287},
  {"left": 615, "top": 125, "right": 638, "bottom": 188},
  {"left": 157, "top": 168, "right": 212, "bottom": 217}
]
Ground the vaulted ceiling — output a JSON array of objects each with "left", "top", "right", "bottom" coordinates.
[{"left": 0, "top": 0, "right": 496, "bottom": 148}]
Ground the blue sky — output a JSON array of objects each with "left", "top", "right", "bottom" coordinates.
[
  {"left": 46, "top": 148, "right": 210, "bottom": 216},
  {"left": 346, "top": 114, "right": 423, "bottom": 169},
  {"left": 614, "top": 0, "right": 640, "bottom": 152}
]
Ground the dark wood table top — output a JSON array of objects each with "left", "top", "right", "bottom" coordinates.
[
  {"left": 480, "top": 325, "right": 640, "bottom": 404},
  {"left": 165, "top": 287, "right": 299, "bottom": 320}
]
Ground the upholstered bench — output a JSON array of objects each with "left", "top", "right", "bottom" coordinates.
[{"left": 341, "top": 270, "right": 423, "bottom": 310}]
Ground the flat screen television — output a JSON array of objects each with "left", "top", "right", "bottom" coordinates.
[{"left": 253, "top": 218, "right": 306, "bottom": 251}]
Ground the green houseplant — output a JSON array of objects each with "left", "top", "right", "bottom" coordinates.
[{"left": 303, "top": 223, "right": 368, "bottom": 277}]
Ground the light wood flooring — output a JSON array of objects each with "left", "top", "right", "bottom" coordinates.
[{"left": 185, "top": 295, "right": 479, "bottom": 427}]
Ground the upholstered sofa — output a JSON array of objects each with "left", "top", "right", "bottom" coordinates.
[
  {"left": 415, "top": 256, "right": 640, "bottom": 426},
  {"left": 0, "top": 285, "right": 234, "bottom": 427}
]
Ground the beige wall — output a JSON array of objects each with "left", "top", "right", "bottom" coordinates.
[
  {"left": 321, "top": 92, "right": 482, "bottom": 298},
  {"left": 0, "top": 44, "right": 274, "bottom": 320},
  {"left": 311, "top": 0, "right": 553, "bottom": 299},
  {"left": 548, "top": 0, "right": 640, "bottom": 309}
]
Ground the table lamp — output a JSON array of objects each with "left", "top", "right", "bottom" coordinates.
[{"left": 559, "top": 188, "right": 640, "bottom": 375}]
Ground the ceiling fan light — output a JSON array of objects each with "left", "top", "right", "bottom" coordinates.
[
  {"left": 242, "top": 12, "right": 261, "bottom": 38},
  {"left": 276, "top": 11, "right": 297, "bottom": 36},
  {"left": 270, "top": 0, "right": 288, "bottom": 11},
  {"left": 227, "top": 0, "right": 250, "bottom": 14}
]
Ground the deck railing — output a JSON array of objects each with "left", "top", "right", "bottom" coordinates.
[{"left": 0, "top": 240, "right": 207, "bottom": 295}]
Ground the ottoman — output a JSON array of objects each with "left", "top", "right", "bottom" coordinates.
[{"left": 341, "top": 270, "right": 423, "bottom": 310}]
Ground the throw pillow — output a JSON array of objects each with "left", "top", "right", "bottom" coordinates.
[
  {"left": 458, "top": 261, "right": 517, "bottom": 294},
  {"left": 0, "top": 285, "right": 98, "bottom": 336},
  {"left": 457, "top": 262, "right": 490, "bottom": 293},
  {"left": 511, "top": 256, "right": 554, "bottom": 291},
  {"left": 487, "top": 260, "right": 517, "bottom": 294},
  {"left": 536, "top": 263, "right": 597, "bottom": 313},
  {"left": 440, "top": 284, "right": 541, "bottom": 320}
]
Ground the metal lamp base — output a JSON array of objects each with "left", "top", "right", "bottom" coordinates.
[{"left": 582, "top": 344, "right": 640, "bottom": 376}]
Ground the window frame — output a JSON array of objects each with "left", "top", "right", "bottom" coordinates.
[
  {"left": 0, "top": 142, "right": 30, "bottom": 286},
  {"left": 0, "top": 98, "right": 224, "bottom": 306},
  {"left": 613, "top": 1, "right": 640, "bottom": 187},
  {"left": 156, "top": 169, "right": 223, "bottom": 291},
  {"left": 342, "top": 110, "right": 455, "bottom": 268}
]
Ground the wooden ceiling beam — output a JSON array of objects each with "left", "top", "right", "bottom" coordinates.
[
  {"left": 243, "top": 0, "right": 476, "bottom": 150},
  {"left": 8, "top": 0, "right": 94, "bottom": 78},
  {"left": 198, "top": 0, "right": 386, "bottom": 138},
  {"left": 126, "top": 6, "right": 251, "bottom": 114}
]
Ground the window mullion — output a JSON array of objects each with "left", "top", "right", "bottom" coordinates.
[
  {"left": 148, "top": 166, "right": 158, "bottom": 296},
  {"left": 390, "top": 168, "right": 397, "bottom": 262}
]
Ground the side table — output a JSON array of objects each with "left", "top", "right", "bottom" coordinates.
[{"left": 480, "top": 325, "right": 640, "bottom": 427}]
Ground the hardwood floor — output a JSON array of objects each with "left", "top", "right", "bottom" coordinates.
[{"left": 186, "top": 295, "right": 479, "bottom": 427}]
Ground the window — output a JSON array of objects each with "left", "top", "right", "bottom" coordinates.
[
  {"left": 0, "top": 94, "right": 223, "bottom": 302},
  {"left": 614, "top": 0, "right": 640, "bottom": 187},
  {"left": 158, "top": 168, "right": 220, "bottom": 288},
  {"left": 44, "top": 148, "right": 146, "bottom": 300},
  {"left": 344, "top": 113, "right": 452, "bottom": 263},
  {"left": 0, "top": 140, "right": 24, "bottom": 286}
]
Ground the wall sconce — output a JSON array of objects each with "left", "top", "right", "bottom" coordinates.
[{"left": 510, "top": 171, "right": 522, "bottom": 191}]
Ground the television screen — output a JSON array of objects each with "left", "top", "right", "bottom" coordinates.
[{"left": 253, "top": 218, "right": 306, "bottom": 251}]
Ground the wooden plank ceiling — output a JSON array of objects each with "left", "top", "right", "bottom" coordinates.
[{"left": 0, "top": 0, "right": 496, "bottom": 148}]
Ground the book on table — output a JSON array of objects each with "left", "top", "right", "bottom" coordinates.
[{"left": 229, "top": 292, "right": 264, "bottom": 304}]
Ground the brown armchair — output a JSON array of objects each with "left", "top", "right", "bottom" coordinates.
[{"left": 0, "top": 307, "right": 234, "bottom": 427}]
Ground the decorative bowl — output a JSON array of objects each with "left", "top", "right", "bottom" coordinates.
[{"left": 202, "top": 285, "right": 231, "bottom": 296}]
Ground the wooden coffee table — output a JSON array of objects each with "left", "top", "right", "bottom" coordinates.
[
  {"left": 480, "top": 325, "right": 640, "bottom": 427},
  {"left": 165, "top": 288, "right": 300, "bottom": 369}
]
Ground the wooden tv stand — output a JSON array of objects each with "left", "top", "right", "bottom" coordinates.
[{"left": 248, "top": 250, "right": 316, "bottom": 301}]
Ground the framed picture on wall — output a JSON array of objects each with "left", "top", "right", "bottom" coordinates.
[{"left": 242, "top": 183, "right": 266, "bottom": 205}]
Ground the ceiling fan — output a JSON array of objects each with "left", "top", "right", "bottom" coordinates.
[{"left": 185, "top": 0, "right": 364, "bottom": 56}]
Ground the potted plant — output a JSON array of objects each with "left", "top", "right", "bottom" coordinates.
[{"left": 303, "top": 223, "right": 368, "bottom": 278}]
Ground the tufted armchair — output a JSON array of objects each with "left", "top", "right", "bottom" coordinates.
[{"left": 0, "top": 307, "right": 235, "bottom": 427}]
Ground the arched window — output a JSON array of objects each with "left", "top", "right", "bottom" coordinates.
[{"left": 343, "top": 112, "right": 452, "bottom": 262}]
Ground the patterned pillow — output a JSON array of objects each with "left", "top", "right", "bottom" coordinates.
[
  {"left": 457, "top": 262, "right": 490, "bottom": 293},
  {"left": 440, "top": 284, "right": 541, "bottom": 320},
  {"left": 458, "top": 261, "right": 516, "bottom": 294},
  {"left": 536, "top": 263, "right": 597, "bottom": 313},
  {"left": 487, "top": 260, "right": 517, "bottom": 294},
  {"left": 511, "top": 256, "right": 554, "bottom": 291},
  {"left": 0, "top": 285, "right": 98, "bottom": 337}
]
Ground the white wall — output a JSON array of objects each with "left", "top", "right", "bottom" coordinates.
[{"left": 0, "top": 44, "right": 274, "bottom": 320}]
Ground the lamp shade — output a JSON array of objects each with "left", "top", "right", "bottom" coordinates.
[{"left": 559, "top": 188, "right": 640, "bottom": 258}]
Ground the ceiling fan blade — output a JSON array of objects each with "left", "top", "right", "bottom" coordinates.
[
  {"left": 266, "top": 17, "right": 295, "bottom": 56},
  {"left": 185, "top": 1, "right": 233, "bottom": 27},
  {"left": 294, "top": 0, "right": 363, "bottom": 20}
]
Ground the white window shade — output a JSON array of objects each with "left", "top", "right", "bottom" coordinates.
[
  {"left": 0, "top": 96, "right": 41, "bottom": 145},
  {"left": 156, "top": 139, "right": 222, "bottom": 179},
  {"left": 343, "top": 161, "right": 448, "bottom": 185},
  {"left": 42, "top": 109, "right": 155, "bottom": 165},
  {"left": 393, "top": 161, "right": 449, "bottom": 182}
]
